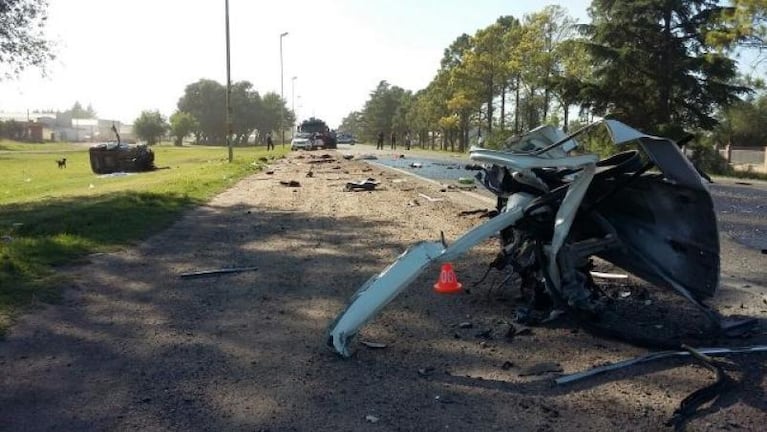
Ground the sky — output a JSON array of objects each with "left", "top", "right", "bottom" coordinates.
[
  {"left": 0, "top": 0, "right": 763, "bottom": 128},
  {"left": 0, "top": 0, "right": 595, "bottom": 127}
]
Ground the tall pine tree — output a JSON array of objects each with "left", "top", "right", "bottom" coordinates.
[{"left": 582, "top": 0, "right": 749, "bottom": 136}]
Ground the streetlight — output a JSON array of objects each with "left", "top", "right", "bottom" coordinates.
[
  {"left": 225, "top": 0, "right": 233, "bottom": 162},
  {"left": 291, "top": 76, "right": 297, "bottom": 129},
  {"left": 279, "top": 31, "right": 288, "bottom": 147}
]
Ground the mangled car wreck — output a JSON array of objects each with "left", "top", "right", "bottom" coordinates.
[
  {"left": 88, "top": 126, "right": 155, "bottom": 175},
  {"left": 328, "top": 120, "right": 748, "bottom": 358}
]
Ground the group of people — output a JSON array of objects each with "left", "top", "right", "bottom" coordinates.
[
  {"left": 376, "top": 131, "right": 411, "bottom": 150},
  {"left": 375, "top": 130, "right": 485, "bottom": 150}
]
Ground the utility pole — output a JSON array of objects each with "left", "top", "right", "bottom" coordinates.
[{"left": 225, "top": 0, "right": 233, "bottom": 162}]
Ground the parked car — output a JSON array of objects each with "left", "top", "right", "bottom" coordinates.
[
  {"left": 290, "top": 132, "right": 314, "bottom": 150},
  {"left": 337, "top": 133, "right": 356, "bottom": 144}
]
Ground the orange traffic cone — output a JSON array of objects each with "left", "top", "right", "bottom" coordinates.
[{"left": 434, "top": 263, "right": 463, "bottom": 294}]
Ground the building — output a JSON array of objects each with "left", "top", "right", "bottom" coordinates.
[{"left": 0, "top": 111, "right": 131, "bottom": 143}]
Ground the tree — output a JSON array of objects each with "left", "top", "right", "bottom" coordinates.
[
  {"left": 708, "top": 0, "right": 766, "bottom": 51},
  {"left": 712, "top": 93, "right": 767, "bottom": 147},
  {"left": 360, "top": 81, "right": 407, "bottom": 141},
  {"left": 0, "top": 0, "right": 54, "bottom": 79},
  {"left": 177, "top": 79, "right": 226, "bottom": 144},
  {"left": 582, "top": 0, "right": 749, "bottom": 135},
  {"left": 177, "top": 79, "right": 292, "bottom": 145},
  {"left": 133, "top": 110, "right": 167, "bottom": 146},
  {"left": 339, "top": 111, "right": 364, "bottom": 137},
  {"left": 229, "top": 81, "right": 262, "bottom": 145},
  {"left": 169, "top": 111, "right": 198, "bottom": 146},
  {"left": 259, "top": 92, "right": 293, "bottom": 141},
  {"left": 65, "top": 101, "right": 96, "bottom": 119}
]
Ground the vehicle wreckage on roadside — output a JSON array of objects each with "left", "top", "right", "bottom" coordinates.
[{"left": 327, "top": 119, "right": 752, "bottom": 358}]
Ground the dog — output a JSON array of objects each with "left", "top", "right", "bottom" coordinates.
[{"left": 56, "top": 158, "right": 67, "bottom": 169}]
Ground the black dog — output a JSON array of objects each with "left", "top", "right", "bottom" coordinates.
[{"left": 56, "top": 158, "right": 67, "bottom": 169}]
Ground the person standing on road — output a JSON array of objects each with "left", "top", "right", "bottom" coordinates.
[
  {"left": 390, "top": 131, "right": 397, "bottom": 150},
  {"left": 477, "top": 131, "right": 485, "bottom": 148},
  {"left": 376, "top": 131, "right": 384, "bottom": 150},
  {"left": 405, "top": 131, "right": 412, "bottom": 150},
  {"left": 266, "top": 132, "right": 274, "bottom": 150}
]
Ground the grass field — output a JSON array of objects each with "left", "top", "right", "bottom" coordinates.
[{"left": 0, "top": 142, "right": 286, "bottom": 333}]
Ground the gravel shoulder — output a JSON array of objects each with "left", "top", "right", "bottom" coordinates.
[{"left": 1, "top": 151, "right": 766, "bottom": 431}]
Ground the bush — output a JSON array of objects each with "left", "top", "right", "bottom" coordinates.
[{"left": 685, "top": 140, "right": 731, "bottom": 175}]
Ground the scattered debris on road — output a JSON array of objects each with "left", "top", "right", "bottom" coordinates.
[
  {"left": 519, "top": 362, "right": 563, "bottom": 376},
  {"left": 409, "top": 162, "right": 423, "bottom": 168},
  {"left": 279, "top": 180, "right": 301, "bottom": 187},
  {"left": 457, "top": 209, "right": 491, "bottom": 217},
  {"left": 666, "top": 345, "right": 734, "bottom": 431},
  {"left": 360, "top": 340, "right": 387, "bottom": 349},
  {"left": 555, "top": 344, "right": 767, "bottom": 385},
  {"left": 345, "top": 178, "right": 379, "bottom": 191},
  {"left": 418, "top": 193, "right": 443, "bottom": 202}
]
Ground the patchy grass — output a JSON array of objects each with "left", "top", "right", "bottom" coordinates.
[
  {"left": 0, "top": 139, "right": 86, "bottom": 152},
  {"left": 0, "top": 142, "right": 286, "bottom": 334}
]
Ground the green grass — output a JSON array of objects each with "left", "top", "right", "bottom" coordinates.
[
  {"left": 0, "top": 142, "right": 286, "bottom": 333},
  {"left": 0, "top": 139, "right": 87, "bottom": 152}
]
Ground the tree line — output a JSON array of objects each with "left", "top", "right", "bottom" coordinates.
[
  {"left": 133, "top": 79, "right": 294, "bottom": 146},
  {"left": 340, "top": 1, "right": 766, "bottom": 151}
]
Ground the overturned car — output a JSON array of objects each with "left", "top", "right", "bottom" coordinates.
[
  {"left": 327, "top": 120, "right": 733, "bottom": 357},
  {"left": 89, "top": 141, "right": 155, "bottom": 174}
]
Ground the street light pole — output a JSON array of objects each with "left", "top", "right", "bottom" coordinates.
[
  {"left": 224, "top": 0, "right": 233, "bottom": 162},
  {"left": 291, "top": 76, "right": 297, "bottom": 128},
  {"left": 279, "top": 32, "right": 288, "bottom": 147}
]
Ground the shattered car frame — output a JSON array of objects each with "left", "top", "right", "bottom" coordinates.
[{"left": 327, "top": 120, "right": 722, "bottom": 357}]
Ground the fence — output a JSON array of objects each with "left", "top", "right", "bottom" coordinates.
[{"left": 721, "top": 145, "right": 767, "bottom": 174}]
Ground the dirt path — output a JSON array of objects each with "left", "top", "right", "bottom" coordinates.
[{"left": 1, "top": 152, "right": 765, "bottom": 431}]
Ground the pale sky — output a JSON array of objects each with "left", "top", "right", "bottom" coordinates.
[
  {"left": 0, "top": 0, "right": 596, "bottom": 127},
  {"left": 0, "top": 1, "right": 762, "bottom": 128}
]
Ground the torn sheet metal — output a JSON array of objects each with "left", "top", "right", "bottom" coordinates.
[
  {"left": 328, "top": 119, "right": 725, "bottom": 357},
  {"left": 327, "top": 203, "right": 531, "bottom": 357},
  {"left": 556, "top": 345, "right": 767, "bottom": 385}
]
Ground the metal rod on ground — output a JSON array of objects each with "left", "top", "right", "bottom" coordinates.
[
  {"left": 555, "top": 344, "right": 767, "bottom": 385},
  {"left": 179, "top": 266, "right": 259, "bottom": 279}
]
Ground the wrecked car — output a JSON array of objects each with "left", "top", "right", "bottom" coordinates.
[
  {"left": 89, "top": 141, "right": 155, "bottom": 174},
  {"left": 327, "top": 119, "right": 734, "bottom": 357}
]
